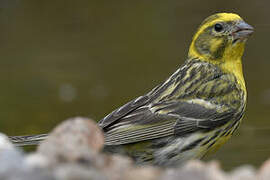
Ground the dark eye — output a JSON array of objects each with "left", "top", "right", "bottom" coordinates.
[{"left": 214, "top": 23, "right": 223, "bottom": 32}]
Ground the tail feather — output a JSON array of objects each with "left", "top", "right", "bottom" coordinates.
[{"left": 9, "top": 134, "right": 48, "bottom": 146}]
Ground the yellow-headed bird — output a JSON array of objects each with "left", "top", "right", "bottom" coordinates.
[
  {"left": 99, "top": 13, "right": 253, "bottom": 166},
  {"left": 10, "top": 13, "right": 253, "bottom": 167}
]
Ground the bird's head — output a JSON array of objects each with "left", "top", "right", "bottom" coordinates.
[{"left": 188, "top": 13, "right": 254, "bottom": 63}]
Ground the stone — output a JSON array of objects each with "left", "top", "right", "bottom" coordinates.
[
  {"left": 160, "top": 160, "right": 226, "bottom": 180},
  {"left": 258, "top": 158, "right": 270, "bottom": 180},
  {"left": 25, "top": 153, "right": 50, "bottom": 168},
  {"left": 53, "top": 164, "right": 106, "bottom": 180},
  {"left": 0, "top": 133, "right": 15, "bottom": 151},
  {"left": 228, "top": 165, "right": 256, "bottom": 180},
  {"left": 122, "top": 166, "right": 161, "bottom": 180},
  {"left": 0, "top": 135, "right": 54, "bottom": 180},
  {"left": 37, "top": 117, "right": 104, "bottom": 165},
  {"left": 99, "top": 154, "right": 134, "bottom": 180}
]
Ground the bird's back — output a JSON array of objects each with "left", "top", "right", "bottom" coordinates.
[{"left": 100, "top": 58, "right": 246, "bottom": 166}]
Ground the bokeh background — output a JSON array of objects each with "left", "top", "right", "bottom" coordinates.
[{"left": 0, "top": 0, "right": 268, "bottom": 170}]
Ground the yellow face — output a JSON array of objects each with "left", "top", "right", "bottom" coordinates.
[{"left": 188, "top": 13, "right": 254, "bottom": 63}]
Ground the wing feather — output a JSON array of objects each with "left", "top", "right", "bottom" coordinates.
[
  {"left": 102, "top": 99, "right": 238, "bottom": 146},
  {"left": 99, "top": 95, "right": 150, "bottom": 129},
  {"left": 104, "top": 111, "right": 177, "bottom": 145},
  {"left": 99, "top": 60, "right": 244, "bottom": 146}
]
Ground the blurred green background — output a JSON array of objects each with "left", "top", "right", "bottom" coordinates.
[{"left": 0, "top": 0, "right": 268, "bottom": 169}]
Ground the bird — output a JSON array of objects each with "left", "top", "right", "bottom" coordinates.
[{"left": 9, "top": 13, "right": 253, "bottom": 167}]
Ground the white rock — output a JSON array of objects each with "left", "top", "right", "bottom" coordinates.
[
  {"left": 0, "top": 133, "right": 14, "bottom": 151},
  {"left": 229, "top": 165, "right": 256, "bottom": 180},
  {"left": 25, "top": 153, "right": 49, "bottom": 168}
]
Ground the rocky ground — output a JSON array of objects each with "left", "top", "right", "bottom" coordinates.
[{"left": 0, "top": 117, "right": 269, "bottom": 180}]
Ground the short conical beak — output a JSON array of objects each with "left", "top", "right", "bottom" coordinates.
[{"left": 232, "top": 21, "right": 254, "bottom": 41}]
